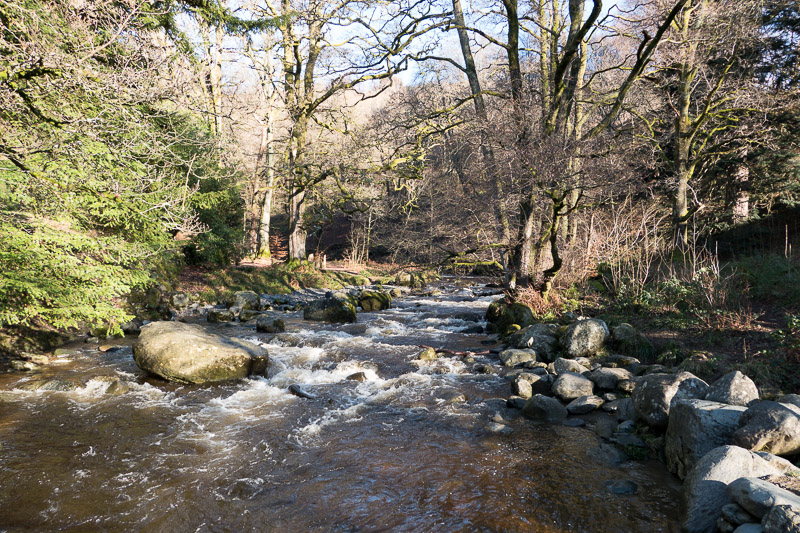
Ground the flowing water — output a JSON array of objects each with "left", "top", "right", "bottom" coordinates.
[{"left": 0, "top": 280, "right": 680, "bottom": 532}]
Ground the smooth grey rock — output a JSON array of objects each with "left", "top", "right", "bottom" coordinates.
[
  {"left": 734, "top": 401, "right": 800, "bottom": 456},
  {"left": 521, "top": 394, "right": 568, "bottom": 422},
  {"left": 632, "top": 371, "right": 709, "bottom": 429},
  {"left": 605, "top": 479, "right": 638, "bottom": 495},
  {"left": 616, "top": 398, "right": 639, "bottom": 422},
  {"left": 560, "top": 318, "right": 609, "bottom": 358},
  {"left": 512, "top": 377, "right": 533, "bottom": 399},
  {"left": 499, "top": 349, "right": 538, "bottom": 367},
  {"left": 589, "top": 367, "right": 634, "bottom": 390},
  {"left": 566, "top": 395, "right": 604, "bottom": 414},
  {"left": 706, "top": 371, "right": 760, "bottom": 406},
  {"left": 722, "top": 503, "right": 757, "bottom": 526},
  {"left": 553, "top": 357, "right": 589, "bottom": 375},
  {"left": 762, "top": 505, "right": 800, "bottom": 533},
  {"left": 777, "top": 394, "right": 800, "bottom": 409},
  {"left": 681, "top": 446, "right": 786, "bottom": 533},
  {"left": 563, "top": 418, "right": 586, "bottom": 427},
  {"left": 727, "top": 477, "right": 800, "bottom": 519},
  {"left": 552, "top": 372, "right": 594, "bottom": 402},
  {"left": 508, "top": 324, "right": 558, "bottom": 361},
  {"left": 665, "top": 399, "right": 747, "bottom": 479},
  {"left": 133, "top": 322, "right": 267, "bottom": 384}
]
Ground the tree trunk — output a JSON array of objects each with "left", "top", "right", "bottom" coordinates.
[
  {"left": 452, "top": 0, "right": 510, "bottom": 243},
  {"left": 731, "top": 163, "right": 749, "bottom": 224},
  {"left": 288, "top": 187, "right": 306, "bottom": 260},
  {"left": 512, "top": 192, "right": 536, "bottom": 288}
]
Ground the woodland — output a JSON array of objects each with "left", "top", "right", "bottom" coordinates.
[{"left": 1, "top": 0, "right": 799, "bottom": 350}]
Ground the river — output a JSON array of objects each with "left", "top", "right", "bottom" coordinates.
[{"left": 0, "top": 279, "right": 680, "bottom": 532}]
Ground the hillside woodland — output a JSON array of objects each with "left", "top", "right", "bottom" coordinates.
[{"left": 1, "top": 0, "right": 799, "bottom": 388}]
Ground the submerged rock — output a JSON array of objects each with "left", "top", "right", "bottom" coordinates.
[{"left": 133, "top": 321, "right": 268, "bottom": 384}]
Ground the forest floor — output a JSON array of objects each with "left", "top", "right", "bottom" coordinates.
[{"left": 590, "top": 296, "right": 800, "bottom": 396}]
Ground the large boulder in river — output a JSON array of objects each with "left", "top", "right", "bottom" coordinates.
[
  {"left": 560, "top": 319, "right": 609, "bottom": 358},
  {"left": 485, "top": 300, "right": 535, "bottom": 333},
  {"left": 133, "top": 321, "right": 268, "bottom": 384},
  {"left": 303, "top": 293, "right": 357, "bottom": 323},
  {"left": 665, "top": 399, "right": 747, "bottom": 479},
  {"left": 521, "top": 394, "right": 568, "bottom": 422},
  {"left": 733, "top": 401, "right": 800, "bottom": 456},
  {"left": 681, "top": 445, "right": 790, "bottom": 533},
  {"left": 507, "top": 324, "right": 558, "bottom": 361},
  {"left": 552, "top": 372, "right": 594, "bottom": 402},
  {"left": 705, "top": 371, "right": 760, "bottom": 406},
  {"left": 226, "top": 290, "right": 260, "bottom": 311},
  {"left": 358, "top": 290, "right": 391, "bottom": 311},
  {"left": 632, "top": 371, "right": 709, "bottom": 429}
]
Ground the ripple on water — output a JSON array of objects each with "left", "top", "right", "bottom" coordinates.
[{"left": 0, "top": 281, "right": 680, "bottom": 532}]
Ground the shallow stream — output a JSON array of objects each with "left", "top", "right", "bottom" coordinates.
[{"left": 0, "top": 280, "right": 680, "bottom": 532}]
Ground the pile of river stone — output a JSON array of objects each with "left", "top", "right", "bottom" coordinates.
[
  {"left": 487, "top": 303, "right": 800, "bottom": 533},
  {"left": 199, "top": 288, "right": 398, "bottom": 325}
]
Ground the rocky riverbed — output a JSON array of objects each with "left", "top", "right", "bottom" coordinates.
[{"left": 3, "top": 277, "right": 791, "bottom": 532}]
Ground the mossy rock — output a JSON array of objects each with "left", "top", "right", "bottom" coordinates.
[
  {"left": 359, "top": 290, "right": 392, "bottom": 311},
  {"left": 418, "top": 347, "right": 438, "bottom": 361},
  {"left": 485, "top": 299, "right": 535, "bottom": 334},
  {"left": 303, "top": 293, "right": 357, "bottom": 323}
]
